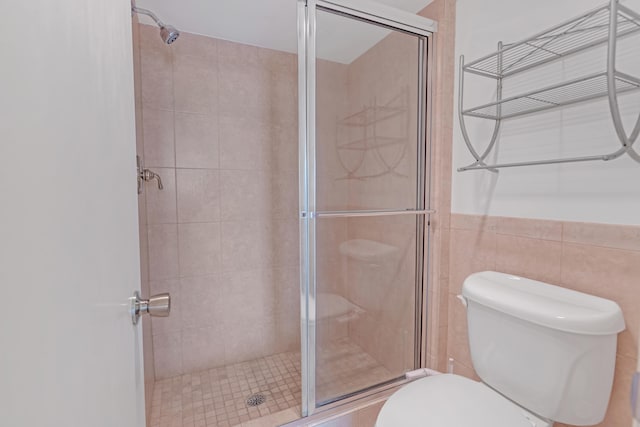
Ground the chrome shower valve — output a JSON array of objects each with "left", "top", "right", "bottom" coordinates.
[{"left": 136, "top": 155, "right": 164, "bottom": 193}]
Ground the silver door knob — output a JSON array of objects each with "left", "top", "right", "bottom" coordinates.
[{"left": 131, "top": 291, "right": 171, "bottom": 325}]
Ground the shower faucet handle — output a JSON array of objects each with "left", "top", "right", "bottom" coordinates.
[
  {"left": 136, "top": 155, "right": 164, "bottom": 193},
  {"left": 142, "top": 168, "right": 164, "bottom": 190}
]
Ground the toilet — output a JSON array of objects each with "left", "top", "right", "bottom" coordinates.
[{"left": 376, "top": 271, "right": 626, "bottom": 427}]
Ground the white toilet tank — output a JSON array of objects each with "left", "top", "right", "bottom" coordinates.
[{"left": 462, "top": 271, "right": 625, "bottom": 426}]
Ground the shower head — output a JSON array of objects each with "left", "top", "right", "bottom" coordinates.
[
  {"left": 132, "top": 5, "right": 180, "bottom": 45},
  {"left": 160, "top": 24, "right": 180, "bottom": 45}
]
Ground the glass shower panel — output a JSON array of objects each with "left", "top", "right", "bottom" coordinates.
[
  {"left": 311, "top": 8, "right": 427, "bottom": 407},
  {"left": 315, "top": 10, "right": 422, "bottom": 212},
  {"left": 315, "top": 214, "right": 419, "bottom": 405}
]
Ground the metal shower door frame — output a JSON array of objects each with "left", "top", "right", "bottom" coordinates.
[{"left": 297, "top": 0, "right": 437, "bottom": 417}]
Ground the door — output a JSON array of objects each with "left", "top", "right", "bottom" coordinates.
[
  {"left": 298, "top": 0, "right": 436, "bottom": 416},
  {"left": 0, "top": 1, "right": 145, "bottom": 426}
]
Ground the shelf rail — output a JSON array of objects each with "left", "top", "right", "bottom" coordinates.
[{"left": 457, "top": 0, "right": 640, "bottom": 172}]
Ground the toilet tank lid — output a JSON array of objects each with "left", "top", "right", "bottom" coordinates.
[{"left": 462, "top": 271, "right": 625, "bottom": 335}]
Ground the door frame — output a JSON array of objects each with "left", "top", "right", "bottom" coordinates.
[{"left": 297, "top": 0, "right": 437, "bottom": 416}]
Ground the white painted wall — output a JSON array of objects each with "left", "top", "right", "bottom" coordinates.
[{"left": 452, "top": 0, "right": 640, "bottom": 225}]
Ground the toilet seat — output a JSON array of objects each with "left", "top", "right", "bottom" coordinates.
[{"left": 376, "top": 374, "right": 551, "bottom": 427}]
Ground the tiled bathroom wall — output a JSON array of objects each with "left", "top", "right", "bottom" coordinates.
[
  {"left": 315, "top": 58, "right": 350, "bottom": 351},
  {"left": 342, "top": 29, "right": 421, "bottom": 376},
  {"left": 315, "top": 45, "right": 418, "bottom": 398},
  {"left": 136, "top": 25, "right": 300, "bottom": 379},
  {"left": 447, "top": 214, "right": 639, "bottom": 426}
]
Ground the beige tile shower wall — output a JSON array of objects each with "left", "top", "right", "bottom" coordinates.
[
  {"left": 333, "top": 0, "right": 457, "bottom": 375},
  {"left": 341, "top": 25, "right": 421, "bottom": 376},
  {"left": 138, "top": 24, "right": 301, "bottom": 379},
  {"left": 448, "top": 214, "right": 639, "bottom": 427},
  {"left": 316, "top": 59, "right": 350, "bottom": 212},
  {"left": 345, "top": 31, "right": 419, "bottom": 211},
  {"left": 315, "top": 58, "right": 350, "bottom": 344},
  {"left": 343, "top": 215, "right": 417, "bottom": 374},
  {"left": 131, "top": 17, "right": 155, "bottom": 419},
  {"left": 313, "top": 58, "right": 353, "bottom": 351}
]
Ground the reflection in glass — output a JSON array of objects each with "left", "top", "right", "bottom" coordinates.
[
  {"left": 315, "top": 215, "right": 418, "bottom": 404},
  {"left": 311, "top": 8, "right": 427, "bottom": 408},
  {"left": 315, "top": 9, "right": 421, "bottom": 212}
]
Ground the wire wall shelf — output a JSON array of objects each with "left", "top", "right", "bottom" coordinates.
[
  {"left": 464, "top": 71, "right": 640, "bottom": 120},
  {"left": 458, "top": 0, "right": 640, "bottom": 172},
  {"left": 465, "top": 3, "right": 640, "bottom": 78}
]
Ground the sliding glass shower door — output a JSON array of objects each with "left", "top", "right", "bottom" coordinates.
[{"left": 298, "top": 0, "right": 435, "bottom": 415}]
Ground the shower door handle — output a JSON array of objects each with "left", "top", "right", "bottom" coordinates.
[{"left": 131, "top": 291, "right": 171, "bottom": 325}]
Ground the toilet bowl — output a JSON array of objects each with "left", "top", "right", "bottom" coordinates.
[
  {"left": 377, "top": 374, "right": 550, "bottom": 427},
  {"left": 376, "top": 271, "right": 625, "bottom": 427}
]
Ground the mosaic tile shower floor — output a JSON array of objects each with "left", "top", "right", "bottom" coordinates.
[{"left": 148, "top": 339, "right": 391, "bottom": 427}]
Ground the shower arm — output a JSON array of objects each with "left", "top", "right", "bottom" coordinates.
[
  {"left": 131, "top": 6, "right": 166, "bottom": 28},
  {"left": 131, "top": 4, "right": 180, "bottom": 45}
]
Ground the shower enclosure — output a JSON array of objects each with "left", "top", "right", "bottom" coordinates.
[
  {"left": 133, "top": 0, "right": 435, "bottom": 425},
  {"left": 298, "top": 0, "right": 435, "bottom": 415}
]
